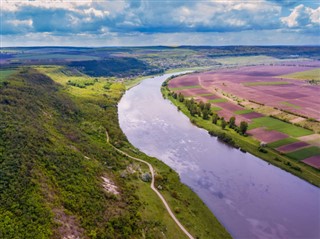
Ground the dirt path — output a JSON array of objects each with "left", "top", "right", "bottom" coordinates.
[{"left": 105, "top": 131, "right": 194, "bottom": 239}]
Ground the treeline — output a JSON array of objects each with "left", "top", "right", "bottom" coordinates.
[
  {"left": 169, "top": 91, "right": 249, "bottom": 148},
  {"left": 68, "top": 57, "right": 163, "bottom": 78}
]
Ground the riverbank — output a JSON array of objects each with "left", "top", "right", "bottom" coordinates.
[
  {"left": 162, "top": 81, "right": 320, "bottom": 187},
  {"left": 124, "top": 66, "right": 212, "bottom": 90},
  {"left": 37, "top": 66, "right": 231, "bottom": 238}
]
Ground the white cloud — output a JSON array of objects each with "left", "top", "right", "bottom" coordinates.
[
  {"left": 281, "top": 4, "right": 320, "bottom": 28},
  {"left": 172, "top": 0, "right": 280, "bottom": 30},
  {"left": 2, "top": 0, "right": 92, "bottom": 11},
  {"left": 7, "top": 19, "right": 33, "bottom": 27}
]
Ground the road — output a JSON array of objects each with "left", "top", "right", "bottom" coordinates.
[{"left": 105, "top": 131, "right": 194, "bottom": 239}]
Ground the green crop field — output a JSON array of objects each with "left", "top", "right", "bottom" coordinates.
[
  {"left": 243, "top": 81, "right": 290, "bottom": 86},
  {"left": 0, "top": 69, "right": 15, "bottom": 82},
  {"left": 281, "top": 101, "right": 301, "bottom": 109},
  {"left": 267, "top": 137, "right": 299, "bottom": 148},
  {"left": 279, "top": 68, "right": 320, "bottom": 81},
  {"left": 249, "top": 116, "right": 313, "bottom": 137},
  {"left": 234, "top": 109, "right": 253, "bottom": 114},
  {"left": 170, "top": 85, "right": 201, "bottom": 90},
  {"left": 286, "top": 146, "right": 320, "bottom": 161},
  {"left": 211, "top": 106, "right": 222, "bottom": 111},
  {"left": 208, "top": 98, "right": 228, "bottom": 103}
]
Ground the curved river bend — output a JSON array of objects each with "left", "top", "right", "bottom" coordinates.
[{"left": 118, "top": 73, "right": 320, "bottom": 239}]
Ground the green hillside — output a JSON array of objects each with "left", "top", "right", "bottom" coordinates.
[{"left": 0, "top": 67, "right": 230, "bottom": 239}]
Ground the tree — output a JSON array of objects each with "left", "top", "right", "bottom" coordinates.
[
  {"left": 172, "top": 92, "right": 177, "bottom": 99},
  {"left": 199, "top": 101, "right": 205, "bottom": 110},
  {"left": 221, "top": 117, "right": 227, "bottom": 129},
  {"left": 212, "top": 113, "right": 218, "bottom": 124},
  {"left": 202, "top": 109, "right": 209, "bottom": 120},
  {"left": 240, "top": 121, "right": 248, "bottom": 134},
  {"left": 229, "top": 116, "right": 236, "bottom": 129},
  {"left": 178, "top": 93, "right": 184, "bottom": 102},
  {"left": 205, "top": 102, "right": 211, "bottom": 111}
]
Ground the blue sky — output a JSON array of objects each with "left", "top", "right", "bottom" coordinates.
[{"left": 1, "top": 0, "right": 319, "bottom": 46}]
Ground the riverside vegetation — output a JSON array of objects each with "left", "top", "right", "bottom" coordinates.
[
  {"left": 162, "top": 79, "right": 320, "bottom": 187},
  {"left": 0, "top": 66, "right": 231, "bottom": 239}
]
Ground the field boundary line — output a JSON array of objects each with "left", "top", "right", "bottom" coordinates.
[{"left": 105, "top": 130, "right": 195, "bottom": 239}]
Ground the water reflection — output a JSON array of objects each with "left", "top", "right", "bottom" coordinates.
[{"left": 119, "top": 73, "right": 320, "bottom": 239}]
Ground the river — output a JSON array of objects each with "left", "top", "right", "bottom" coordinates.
[{"left": 118, "top": 73, "right": 320, "bottom": 239}]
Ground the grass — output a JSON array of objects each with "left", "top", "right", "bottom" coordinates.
[
  {"left": 286, "top": 147, "right": 320, "bottom": 161},
  {"left": 170, "top": 85, "right": 201, "bottom": 91},
  {"left": 281, "top": 101, "right": 301, "bottom": 109},
  {"left": 214, "top": 55, "right": 278, "bottom": 65},
  {"left": 162, "top": 85, "right": 320, "bottom": 187},
  {"left": 211, "top": 106, "right": 222, "bottom": 111},
  {"left": 267, "top": 137, "right": 299, "bottom": 148},
  {"left": 0, "top": 69, "right": 15, "bottom": 82},
  {"left": 249, "top": 116, "right": 313, "bottom": 137},
  {"left": 208, "top": 98, "right": 228, "bottom": 103},
  {"left": 243, "top": 81, "right": 290, "bottom": 86},
  {"left": 279, "top": 68, "right": 320, "bottom": 81},
  {"left": 234, "top": 109, "right": 253, "bottom": 115}
]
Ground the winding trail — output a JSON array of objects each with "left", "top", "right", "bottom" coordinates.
[{"left": 105, "top": 131, "right": 194, "bottom": 239}]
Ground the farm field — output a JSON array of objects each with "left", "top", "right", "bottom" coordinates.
[
  {"left": 169, "top": 61, "right": 320, "bottom": 121},
  {"left": 168, "top": 62, "right": 320, "bottom": 169},
  {"left": 0, "top": 69, "right": 15, "bottom": 82},
  {"left": 279, "top": 68, "right": 320, "bottom": 81}
]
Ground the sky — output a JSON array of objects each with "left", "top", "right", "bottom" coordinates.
[{"left": 1, "top": 0, "right": 319, "bottom": 46}]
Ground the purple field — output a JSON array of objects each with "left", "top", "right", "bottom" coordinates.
[
  {"left": 276, "top": 142, "right": 310, "bottom": 153},
  {"left": 169, "top": 62, "right": 320, "bottom": 120},
  {"left": 247, "top": 128, "right": 288, "bottom": 143}
]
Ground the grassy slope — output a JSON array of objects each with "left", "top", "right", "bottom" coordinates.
[
  {"left": 162, "top": 86, "right": 320, "bottom": 187},
  {"left": 279, "top": 68, "right": 320, "bottom": 81},
  {"left": 0, "top": 66, "right": 230, "bottom": 239},
  {"left": 0, "top": 69, "right": 16, "bottom": 82}
]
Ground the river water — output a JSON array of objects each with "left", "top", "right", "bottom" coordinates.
[{"left": 118, "top": 73, "right": 320, "bottom": 239}]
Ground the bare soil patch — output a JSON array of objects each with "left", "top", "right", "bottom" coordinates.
[
  {"left": 298, "top": 134, "right": 320, "bottom": 147},
  {"left": 101, "top": 176, "right": 119, "bottom": 195},
  {"left": 53, "top": 208, "right": 86, "bottom": 239}
]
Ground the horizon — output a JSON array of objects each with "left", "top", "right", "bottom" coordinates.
[
  {"left": 2, "top": 44, "right": 320, "bottom": 49},
  {"left": 1, "top": 0, "right": 319, "bottom": 47}
]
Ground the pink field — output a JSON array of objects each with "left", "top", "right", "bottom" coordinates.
[
  {"left": 302, "top": 156, "right": 320, "bottom": 169},
  {"left": 247, "top": 127, "right": 288, "bottom": 143},
  {"left": 168, "top": 75, "right": 199, "bottom": 88},
  {"left": 193, "top": 95, "right": 218, "bottom": 103},
  {"left": 214, "top": 102, "right": 244, "bottom": 112},
  {"left": 202, "top": 94, "right": 220, "bottom": 100},
  {"left": 170, "top": 62, "right": 320, "bottom": 120},
  {"left": 216, "top": 110, "right": 248, "bottom": 125},
  {"left": 276, "top": 142, "right": 310, "bottom": 153}
]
